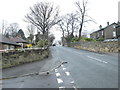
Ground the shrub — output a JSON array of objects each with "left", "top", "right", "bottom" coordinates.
[
  {"left": 45, "top": 40, "right": 48, "bottom": 45},
  {"left": 37, "top": 40, "right": 49, "bottom": 47},
  {"left": 96, "top": 38, "right": 104, "bottom": 41},
  {"left": 37, "top": 40, "right": 43, "bottom": 47},
  {"left": 81, "top": 37, "right": 96, "bottom": 41},
  {"left": 71, "top": 37, "right": 79, "bottom": 42}
]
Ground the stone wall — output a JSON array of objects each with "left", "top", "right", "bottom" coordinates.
[
  {"left": 69, "top": 41, "right": 119, "bottom": 53},
  {"left": 1, "top": 48, "right": 49, "bottom": 69}
]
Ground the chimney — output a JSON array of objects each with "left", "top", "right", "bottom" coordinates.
[
  {"left": 107, "top": 22, "right": 109, "bottom": 26},
  {"left": 99, "top": 25, "right": 102, "bottom": 29}
]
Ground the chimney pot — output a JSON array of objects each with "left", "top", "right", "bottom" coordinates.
[{"left": 107, "top": 22, "right": 109, "bottom": 26}]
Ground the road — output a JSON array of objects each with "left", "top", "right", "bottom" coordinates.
[{"left": 2, "top": 45, "right": 118, "bottom": 89}]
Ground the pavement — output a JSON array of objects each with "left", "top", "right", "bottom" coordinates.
[{"left": 1, "top": 45, "right": 118, "bottom": 89}]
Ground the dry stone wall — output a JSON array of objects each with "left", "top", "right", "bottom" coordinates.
[
  {"left": 1, "top": 48, "right": 49, "bottom": 69},
  {"left": 70, "top": 41, "right": 119, "bottom": 53}
]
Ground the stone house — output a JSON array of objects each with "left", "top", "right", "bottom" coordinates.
[
  {"left": 0, "top": 35, "right": 20, "bottom": 50},
  {"left": 104, "top": 22, "right": 118, "bottom": 39},
  {"left": 90, "top": 28, "right": 104, "bottom": 40},
  {"left": 116, "top": 24, "right": 120, "bottom": 38},
  {"left": 90, "top": 22, "right": 118, "bottom": 40}
]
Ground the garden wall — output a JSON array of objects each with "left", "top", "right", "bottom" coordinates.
[
  {"left": 1, "top": 48, "right": 49, "bottom": 69},
  {"left": 69, "top": 41, "right": 119, "bottom": 53}
]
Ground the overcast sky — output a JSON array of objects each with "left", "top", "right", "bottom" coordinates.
[{"left": 0, "top": 0, "right": 119, "bottom": 40}]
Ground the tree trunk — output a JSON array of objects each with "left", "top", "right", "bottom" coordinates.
[{"left": 78, "top": 26, "right": 82, "bottom": 41}]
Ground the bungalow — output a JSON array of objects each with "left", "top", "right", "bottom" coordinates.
[
  {"left": 0, "top": 35, "right": 20, "bottom": 50},
  {"left": 10, "top": 37, "right": 28, "bottom": 48}
]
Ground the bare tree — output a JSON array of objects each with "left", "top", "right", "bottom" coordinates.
[
  {"left": 75, "top": 0, "right": 94, "bottom": 40},
  {"left": 68, "top": 13, "right": 79, "bottom": 38},
  {"left": 25, "top": 2, "right": 61, "bottom": 47},
  {"left": 4, "top": 23, "right": 19, "bottom": 37},
  {"left": 58, "top": 13, "right": 78, "bottom": 45},
  {"left": 27, "top": 24, "right": 35, "bottom": 36},
  {"left": 27, "top": 24, "right": 36, "bottom": 43},
  {"left": 58, "top": 20, "right": 66, "bottom": 46},
  {"left": 48, "top": 34, "right": 55, "bottom": 45},
  {"left": 1, "top": 20, "right": 8, "bottom": 35}
]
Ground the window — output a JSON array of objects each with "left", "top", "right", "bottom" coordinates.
[{"left": 113, "top": 31, "right": 116, "bottom": 37}]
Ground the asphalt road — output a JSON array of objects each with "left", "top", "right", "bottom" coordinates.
[{"left": 2, "top": 45, "right": 118, "bottom": 89}]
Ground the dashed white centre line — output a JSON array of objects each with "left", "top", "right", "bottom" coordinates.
[
  {"left": 57, "top": 78, "right": 63, "bottom": 84},
  {"left": 87, "top": 56, "right": 108, "bottom": 64}
]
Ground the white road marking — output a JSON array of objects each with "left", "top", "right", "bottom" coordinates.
[
  {"left": 65, "top": 72, "right": 70, "bottom": 76},
  {"left": 55, "top": 69, "right": 58, "bottom": 72},
  {"left": 59, "top": 86, "right": 65, "bottom": 90},
  {"left": 57, "top": 78, "right": 63, "bottom": 84},
  {"left": 70, "top": 81, "right": 75, "bottom": 84},
  {"left": 56, "top": 73, "right": 61, "bottom": 77},
  {"left": 61, "top": 65, "right": 64, "bottom": 67},
  {"left": 87, "top": 56, "right": 108, "bottom": 64},
  {"left": 63, "top": 68, "right": 66, "bottom": 70},
  {"left": 59, "top": 86, "right": 65, "bottom": 88},
  {"left": 73, "top": 86, "right": 76, "bottom": 89}
]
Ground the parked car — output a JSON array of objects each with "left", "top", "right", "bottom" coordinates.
[{"left": 52, "top": 44, "right": 56, "bottom": 46}]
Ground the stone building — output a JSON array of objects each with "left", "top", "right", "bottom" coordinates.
[
  {"left": 90, "top": 29, "right": 104, "bottom": 40},
  {"left": 104, "top": 23, "right": 118, "bottom": 39},
  {"left": 90, "top": 22, "right": 118, "bottom": 40}
]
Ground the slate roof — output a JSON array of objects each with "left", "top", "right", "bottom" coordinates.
[
  {"left": 0, "top": 35, "right": 20, "bottom": 46},
  {"left": 10, "top": 37, "right": 27, "bottom": 43}
]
